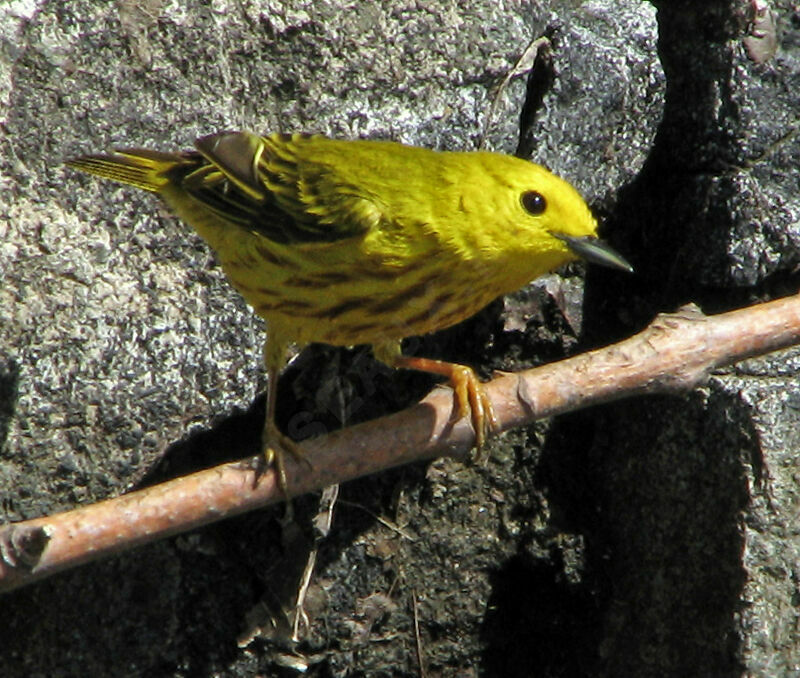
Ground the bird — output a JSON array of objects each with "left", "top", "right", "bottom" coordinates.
[{"left": 66, "top": 130, "right": 632, "bottom": 493}]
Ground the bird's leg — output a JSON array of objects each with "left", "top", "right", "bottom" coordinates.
[
  {"left": 261, "top": 339, "right": 312, "bottom": 498},
  {"left": 388, "top": 353, "right": 499, "bottom": 460}
]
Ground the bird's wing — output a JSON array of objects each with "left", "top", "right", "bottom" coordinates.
[{"left": 185, "top": 131, "right": 379, "bottom": 245}]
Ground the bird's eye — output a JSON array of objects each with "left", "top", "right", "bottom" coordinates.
[{"left": 521, "top": 191, "right": 547, "bottom": 215}]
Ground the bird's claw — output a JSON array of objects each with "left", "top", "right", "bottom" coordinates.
[{"left": 448, "top": 365, "right": 498, "bottom": 462}]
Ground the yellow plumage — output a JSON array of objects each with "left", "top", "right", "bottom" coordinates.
[{"left": 66, "top": 131, "right": 631, "bottom": 491}]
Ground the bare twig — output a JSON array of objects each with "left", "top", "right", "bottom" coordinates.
[
  {"left": 2, "top": 294, "right": 800, "bottom": 593},
  {"left": 291, "top": 483, "right": 339, "bottom": 642},
  {"left": 337, "top": 499, "right": 417, "bottom": 542},
  {"left": 412, "top": 590, "right": 426, "bottom": 678},
  {"left": 479, "top": 36, "right": 551, "bottom": 149}
]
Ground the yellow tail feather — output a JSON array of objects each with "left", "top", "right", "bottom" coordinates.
[{"left": 65, "top": 149, "right": 184, "bottom": 193}]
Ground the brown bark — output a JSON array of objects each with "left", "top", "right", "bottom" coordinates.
[{"left": 2, "top": 294, "right": 799, "bottom": 594}]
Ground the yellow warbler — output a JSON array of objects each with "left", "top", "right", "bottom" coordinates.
[{"left": 66, "top": 131, "right": 631, "bottom": 491}]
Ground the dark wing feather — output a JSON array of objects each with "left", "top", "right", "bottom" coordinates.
[{"left": 179, "top": 131, "right": 376, "bottom": 245}]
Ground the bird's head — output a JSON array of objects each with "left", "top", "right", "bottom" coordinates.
[{"left": 475, "top": 153, "right": 633, "bottom": 277}]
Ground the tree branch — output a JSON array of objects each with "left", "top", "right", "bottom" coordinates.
[{"left": 2, "top": 294, "right": 800, "bottom": 594}]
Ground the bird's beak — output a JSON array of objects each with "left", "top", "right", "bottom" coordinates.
[{"left": 555, "top": 234, "right": 633, "bottom": 273}]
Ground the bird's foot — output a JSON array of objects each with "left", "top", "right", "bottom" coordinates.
[
  {"left": 392, "top": 356, "right": 498, "bottom": 461},
  {"left": 259, "top": 421, "right": 313, "bottom": 499}
]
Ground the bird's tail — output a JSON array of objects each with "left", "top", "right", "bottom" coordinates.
[{"left": 65, "top": 148, "right": 187, "bottom": 193}]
